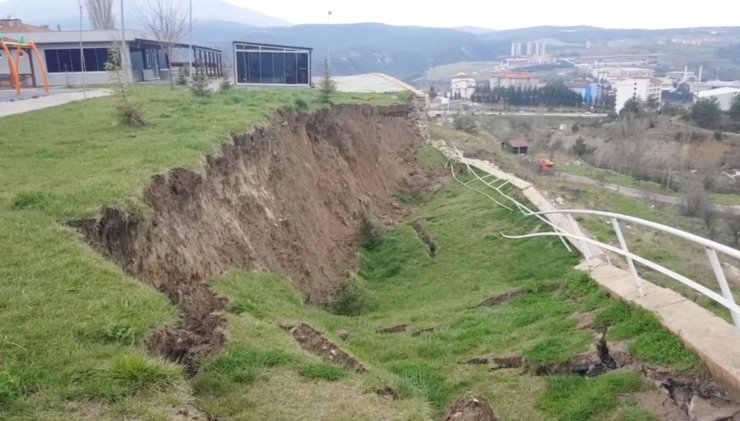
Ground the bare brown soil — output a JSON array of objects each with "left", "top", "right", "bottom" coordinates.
[
  {"left": 440, "top": 396, "right": 498, "bottom": 421},
  {"left": 72, "top": 104, "right": 433, "bottom": 369},
  {"left": 412, "top": 218, "right": 438, "bottom": 257},
  {"left": 286, "top": 323, "right": 367, "bottom": 373}
]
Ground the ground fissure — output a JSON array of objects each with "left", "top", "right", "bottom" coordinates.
[{"left": 71, "top": 104, "right": 432, "bottom": 370}]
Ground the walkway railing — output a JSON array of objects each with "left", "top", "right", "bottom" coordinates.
[{"left": 447, "top": 147, "right": 740, "bottom": 332}]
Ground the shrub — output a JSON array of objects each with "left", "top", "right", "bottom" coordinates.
[
  {"left": 220, "top": 76, "right": 233, "bottom": 92},
  {"left": 190, "top": 69, "right": 212, "bottom": 98},
  {"left": 176, "top": 70, "right": 188, "bottom": 86},
  {"left": 713, "top": 131, "right": 723, "bottom": 141},
  {"left": 115, "top": 103, "right": 148, "bottom": 127},
  {"left": 360, "top": 215, "right": 384, "bottom": 250},
  {"left": 332, "top": 279, "right": 375, "bottom": 316},
  {"left": 318, "top": 58, "right": 336, "bottom": 104},
  {"left": 453, "top": 114, "right": 478, "bottom": 134}
]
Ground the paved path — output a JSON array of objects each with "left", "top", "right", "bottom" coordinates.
[
  {"left": 438, "top": 142, "right": 740, "bottom": 394},
  {"left": 314, "top": 73, "right": 425, "bottom": 96},
  {"left": 0, "top": 90, "right": 111, "bottom": 118},
  {"left": 558, "top": 172, "right": 740, "bottom": 215}
]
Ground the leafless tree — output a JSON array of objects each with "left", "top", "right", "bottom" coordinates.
[
  {"left": 726, "top": 213, "right": 740, "bottom": 246},
  {"left": 138, "top": 0, "right": 188, "bottom": 88},
  {"left": 86, "top": 0, "right": 115, "bottom": 30}
]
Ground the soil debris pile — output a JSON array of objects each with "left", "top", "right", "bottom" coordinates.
[
  {"left": 286, "top": 323, "right": 367, "bottom": 373},
  {"left": 73, "top": 104, "right": 430, "bottom": 367},
  {"left": 440, "top": 396, "right": 498, "bottom": 421}
]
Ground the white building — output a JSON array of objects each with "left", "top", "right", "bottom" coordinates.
[
  {"left": 490, "top": 71, "right": 540, "bottom": 89},
  {"left": 695, "top": 87, "right": 740, "bottom": 111},
  {"left": 450, "top": 73, "right": 477, "bottom": 99},
  {"left": 594, "top": 67, "right": 654, "bottom": 81},
  {"left": 1, "top": 25, "right": 222, "bottom": 87},
  {"left": 613, "top": 78, "right": 662, "bottom": 112}
]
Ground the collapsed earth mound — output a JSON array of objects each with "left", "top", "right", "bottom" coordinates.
[{"left": 72, "top": 104, "right": 430, "bottom": 368}]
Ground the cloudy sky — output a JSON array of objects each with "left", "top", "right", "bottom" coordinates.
[{"left": 224, "top": 0, "right": 740, "bottom": 29}]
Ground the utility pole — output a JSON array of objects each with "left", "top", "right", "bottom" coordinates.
[
  {"left": 79, "top": 1, "right": 87, "bottom": 99},
  {"left": 120, "top": 0, "right": 127, "bottom": 83},
  {"left": 327, "top": 10, "right": 332, "bottom": 71},
  {"left": 189, "top": 0, "right": 193, "bottom": 78}
]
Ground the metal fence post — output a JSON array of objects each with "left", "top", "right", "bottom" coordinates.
[
  {"left": 706, "top": 248, "right": 740, "bottom": 332},
  {"left": 612, "top": 218, "right": 644, "bottom": 297}
]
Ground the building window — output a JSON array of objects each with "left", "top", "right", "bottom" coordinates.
[
  {"left": 44, "top": 48, "right": 110, "bottom": 73},
  {"left": 236, "top": 50, "right": 310, "bottom": 85}
]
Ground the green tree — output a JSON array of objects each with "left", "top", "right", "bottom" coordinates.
[
  {"left": 572, "top": 136, "right": 591, "bottom": 156},
  {"left": 729, "top": 95, "right": 740, "bottom": 121},
  {"left": 690, "top": 97, "right": 722, "bottom": 129},
  {"left": 429, "top": 86, "right": 437, "bottom": 100},
  {"left": 319, "top": 58, "right": 337, "bottom": 104},
  {"left": 620, "top": 97, "right": 644, "bottom": 118}
]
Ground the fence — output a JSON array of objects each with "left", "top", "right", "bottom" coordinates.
[{"left": 447, "top": 146, "right": 740, "bottom": 333}]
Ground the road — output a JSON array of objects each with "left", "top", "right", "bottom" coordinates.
[
  {"left": 558, "top": 172, "right": 740, "bottom": 215},
  {"left": 429, "top": 110, "right": 608, "bottom": 118}
]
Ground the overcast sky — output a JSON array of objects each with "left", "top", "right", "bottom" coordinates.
[{"left": 224, "top": 0, "right": 740, "bottom": 30}]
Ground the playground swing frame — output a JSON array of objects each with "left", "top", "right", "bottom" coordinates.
[{"left": 0, "top": 39, "right": 50, "bottom": 95}]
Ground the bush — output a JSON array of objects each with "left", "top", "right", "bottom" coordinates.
[
  {"left": 690, "top": 97, "right": 722, "bottom": 129},
  {"left": 332, "top": 279, "right": 375, "bottom": 316},
  {"left": 220, "top": 77, "right": 233, "bottom": 92},
  {"left": 176, "top": 70, "right": 188, "bottom": 86},
  {"left": 682, "top": 187, "right": 714, "bottom": 218},
  {"left": 453, "top": 114, "right": 478, "bottom": 134},
  {"left": 713, "top": 131, "right": 723, "bottom": 141},
  {"left": 115, "top": 103, "right": 148, "bottom": 127},
  {"left": 571, "top": 137, "right": 592, "bottom": 157},
  {"left": 360, "top": 215, "right": 384, "bottom": 250},
  {"left": 190, "top": 69, "right": 212, "bottom": 98}
]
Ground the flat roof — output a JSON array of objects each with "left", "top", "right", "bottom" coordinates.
[
  {"left": 697, "top": 87, "right": 740, "bottom": 97},
  {"left": 1, "top": 30, "right": 220, "bottom": 52},
  {"left": 233, "top": 41, "right": 312, "bottom": 51}
]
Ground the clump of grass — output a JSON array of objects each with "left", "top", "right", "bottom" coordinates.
[
  {"left": 210, "top": 348, "right": 294, "bottom": 384},
  {"left": 538, "top": 372, "right": 646, "bottom": 421},
  {"left": 294, "top": 97, "right": 310, "bottom": 111},
  {"left": 109, "top": 354, "right": 180, "bottom": 393},
  {"left": 298, "top": 362, "right": 347, "bottom": 381},
  {"left": 390, "top": 363, "right": 453, "bottom": 412},
  {"left": 0, "top": 371, "right": 22, "bottom": 406},
  {"left": 12, "top": 192, "right": 51, "bottom": 211}
]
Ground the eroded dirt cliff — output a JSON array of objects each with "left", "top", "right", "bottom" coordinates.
[{"left": 73, "top": 104, "right": 432, "bottom": 367}]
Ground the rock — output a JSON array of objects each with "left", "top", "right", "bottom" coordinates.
[
  {"left": 689, "top": 396, "right": 740, "bottom": 421},
  {"left": 555, "top": 197, "right": 566, "bottom": 206},
  {"left": 336, "top": 329, "right": 351, "bottom": 340},
  {"left": 440, "top": 395, "right": 498, "bottom": 421}
]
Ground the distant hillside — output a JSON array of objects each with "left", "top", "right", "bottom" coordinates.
[{"left": 193, "top": 22, "right": 509, "bottom": 80}]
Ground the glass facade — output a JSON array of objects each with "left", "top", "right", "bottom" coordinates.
[
  {"left": 235, "top": 43, "right": 311, "bottom": 85},
  {"left": 44, "top": 48, "right": 110, "bottom": 73}
]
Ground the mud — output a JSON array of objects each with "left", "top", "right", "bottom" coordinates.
[
  {"left": 72, "top": 104, "right": 432, "bottom": 368},
  {"left": 440, "top": 396, "right": 498, "bottom": 421},
  {"left": 287, "top": 323, "right": 367, "bottom": 373}
]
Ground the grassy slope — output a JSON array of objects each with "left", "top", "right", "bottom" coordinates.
[
  {"left": 198, "top": 160, "right": 699, "bottom": 420},
  {"left": 0, "top": 86, "right": 405, "bottom": 419}
]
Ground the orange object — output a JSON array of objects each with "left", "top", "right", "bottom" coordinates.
[
  {"left": 540, "top": 159, "right": 554, "bottom": 175},
  {"left": 0, "top": 38, "right": 50, "bottom": 95}
]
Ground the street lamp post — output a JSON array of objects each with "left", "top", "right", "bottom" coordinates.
[
  {"left": 189, "top": 0, "right": 193, "bottom": 78},
  {"left": 327, "top": 10, "right": 332, "bottom": 71},
  {"left": 120, "top": 0, "right": 127, "bottom": 82}
]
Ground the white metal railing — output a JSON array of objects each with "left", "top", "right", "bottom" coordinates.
[{"left": 446, "top": 149, "right": 740, "bottom": 332}]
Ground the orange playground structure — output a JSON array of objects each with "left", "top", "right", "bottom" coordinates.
[{"left": 0, "top": 34, "right": 50, "bottom": 95}]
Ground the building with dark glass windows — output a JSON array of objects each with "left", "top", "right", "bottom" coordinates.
[{"left": 233, "top": 41, "right": 312, "bottom": 87}]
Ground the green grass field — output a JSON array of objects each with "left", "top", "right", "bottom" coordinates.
[
  {"left": 194, "top": 166, "right": 699, "bottom": 420},
  {"left": 0, "top": 86, "right": 405, "bottom": 419}
]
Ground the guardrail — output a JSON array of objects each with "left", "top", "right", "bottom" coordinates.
[{"left": 446, "top": 147, "right": 740, "bottom": 333}]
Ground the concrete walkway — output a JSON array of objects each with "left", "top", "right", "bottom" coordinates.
[
  {"left": 439, "top": 142, "right": 740, "bottom": 394},
  {"left": 0, "top": 90, "right": 111, "bottom": 118}
]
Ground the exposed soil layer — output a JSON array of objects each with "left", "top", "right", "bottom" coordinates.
[
  {"left": 475, "top": 283, "right": 560, "bottom": 308},
  {"left": 440, "top": 396, "right": 498, "bottom": 421},
  {"left": 287, "top": 323, "right": 367, "bottom": 373},
  {"left": 72, "top": 104, "right": 430, "bottom": 368}
]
